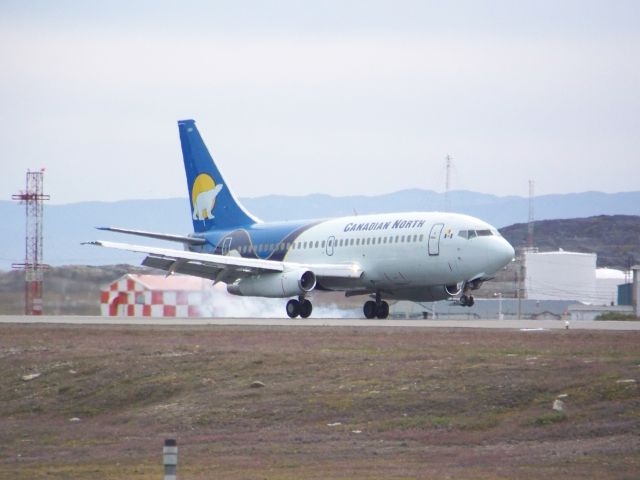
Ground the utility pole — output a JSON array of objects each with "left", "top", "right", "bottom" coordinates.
[
  {"left": 12, "top": 169, "right": 50, "bottom": 315},
  {"left": 527, "top": 179, "right": 535, "bottom": 250},
  {"left": 515, "top": 268, "right": 521, "bottom": 320}
]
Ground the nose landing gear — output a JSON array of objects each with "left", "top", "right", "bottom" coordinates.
[
  {"left": 363, "top": 292, "right": 390, "bottom": 319},
  {"left": 459, "top": 294, "right": 475, "bottom": 307},
  {"left": 459, "top": 284, "right": 475, "bottom": 307}
]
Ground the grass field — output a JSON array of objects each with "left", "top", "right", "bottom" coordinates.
[{"left": 0, "top": 324, "right": 638, "bottom": 479}]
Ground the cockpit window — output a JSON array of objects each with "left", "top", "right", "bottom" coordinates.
[{"left": 459, "top": 229, "right": 494, "bottom": 239}]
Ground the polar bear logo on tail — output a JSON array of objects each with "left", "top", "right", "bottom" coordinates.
[{"left": 193, "top": 183, "right": 224, "bottom": 221}]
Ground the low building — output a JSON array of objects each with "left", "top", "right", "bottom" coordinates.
[
  {"left": 100, "top": 274, "right": 212, "bottom": 317},
  {"left": 568, "top": 304, "right": 634, "bottom": 321},
  {"left": 391, "top": 298, "right": 573, "bottom": 320}
]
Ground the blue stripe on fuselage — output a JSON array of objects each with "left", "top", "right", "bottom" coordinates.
[{"left": 188, "top": 219, "right": 325, "bottom": 261}]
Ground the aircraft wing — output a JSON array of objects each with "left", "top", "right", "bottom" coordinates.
[{"left": 84, "top": 240, "right": 363, "bottom": 284}]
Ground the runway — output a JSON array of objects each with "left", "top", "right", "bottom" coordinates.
[{"left": 1, "top": 315, "right": 639, "bottom": 330}]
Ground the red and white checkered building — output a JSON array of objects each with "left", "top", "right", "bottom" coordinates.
[{"left": 100, "top": 274, "right": 211, "bottom": 317}]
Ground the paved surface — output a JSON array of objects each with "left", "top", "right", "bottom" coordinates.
[{"left": 1, "top": 315, "right": 639, "bottom": 330}]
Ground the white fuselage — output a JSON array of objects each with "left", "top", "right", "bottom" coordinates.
[{"left": 218, "top": 211, "right": 515, "bottom": 301}]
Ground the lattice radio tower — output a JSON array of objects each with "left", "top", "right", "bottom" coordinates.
[{"left": 12, "top": 169, "right": 50, "bottom": 315}]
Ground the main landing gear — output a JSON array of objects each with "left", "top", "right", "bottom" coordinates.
[
  {"left": 363, "top": 292, "right": 389, "bottom": 319},
  {"left": 459, "top": 284, "right": 475, "bottom": 307},
  {"left": 286, "top": 296, "right": 313, "bottom": 318}
]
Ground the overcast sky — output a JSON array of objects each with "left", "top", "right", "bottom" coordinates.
[{"left": 1, "top": 0, "right": 638, "bottom": 204}]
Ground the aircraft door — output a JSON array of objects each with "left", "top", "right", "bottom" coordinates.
[
  {"left": 428, "top": 223, "right": 444, "bottom": 256},
  {"left": 326, "top": 236, "right": 335, "bottom": 256},
  {"left": 222, "top": 237, "right": 232, "bottom": 255}
]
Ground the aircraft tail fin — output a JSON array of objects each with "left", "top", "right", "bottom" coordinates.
[{"left": 178, "top": 119, "right": 260, "bottom": 232}]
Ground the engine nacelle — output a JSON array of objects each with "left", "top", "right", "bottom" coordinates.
[
  {"left": 227, "top": 269, "right": 317, "bottom": 298},
  {"left": 445, "top": 283, "right": 463, "bottom": 296}
]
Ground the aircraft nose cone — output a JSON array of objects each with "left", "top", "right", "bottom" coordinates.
[{"left": 499, "top": 238, "right": 516, "bottom": 266}]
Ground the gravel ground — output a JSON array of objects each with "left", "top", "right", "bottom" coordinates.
[{"left": 0, "top": 324, "right": 638, "bottom": 479}]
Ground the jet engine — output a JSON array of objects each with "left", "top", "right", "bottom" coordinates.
[
  {"left": 227, "top": 269, "right": 316, "bottom": 298},
  {"left": 444, "top": 283, "right": 463, "bottom": 296}
]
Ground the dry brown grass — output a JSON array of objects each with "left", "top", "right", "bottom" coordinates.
[{"left": 0, "top": 324, "right": 639, "bottom": 479}]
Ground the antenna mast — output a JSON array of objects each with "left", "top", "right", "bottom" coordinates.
[
  {"left": 445, "top": 154, "right": 452, "bottom": 212},
  {"left": 12, "top": 169, "right": 50, "bottom": 315}
]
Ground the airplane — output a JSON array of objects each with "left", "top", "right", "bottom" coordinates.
[{"left": 86, "top": 119, "right": 515, "bottom": 319}]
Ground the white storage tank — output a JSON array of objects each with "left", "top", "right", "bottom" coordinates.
[
  {"left": 524, "top": 250, "right": 596, "bottom": 303},
  {"left": 594, "top": 268, "right": 627, "bottom": 306}
]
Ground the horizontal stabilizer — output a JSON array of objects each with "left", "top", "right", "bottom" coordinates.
[{"left": 96, "top": 227, "right": 206, "bottom": 246}]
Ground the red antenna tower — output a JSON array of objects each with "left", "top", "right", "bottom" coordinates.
[{"left": 12, "top": 169, "right": 50, "bottom": 315}]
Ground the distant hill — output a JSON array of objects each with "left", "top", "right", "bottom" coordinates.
[
  {"left": 2, "top": 189, "right": 639, "bottom": 269},
  {"left": 500, "top": 215, "right": 640, "bottom": 269}
]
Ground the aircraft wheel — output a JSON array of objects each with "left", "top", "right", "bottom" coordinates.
[
  {"left": 363, "top": 300, "right": 377, "bottom": 319},
  {"left": 376, "top": 301, "right": 389, "bottom": 319},
  {"left": 300, "top": 299, "right": 313, "bottom": 318},
  {"left": 286, "top": 299, "right": 300, "bottom": 318}
]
